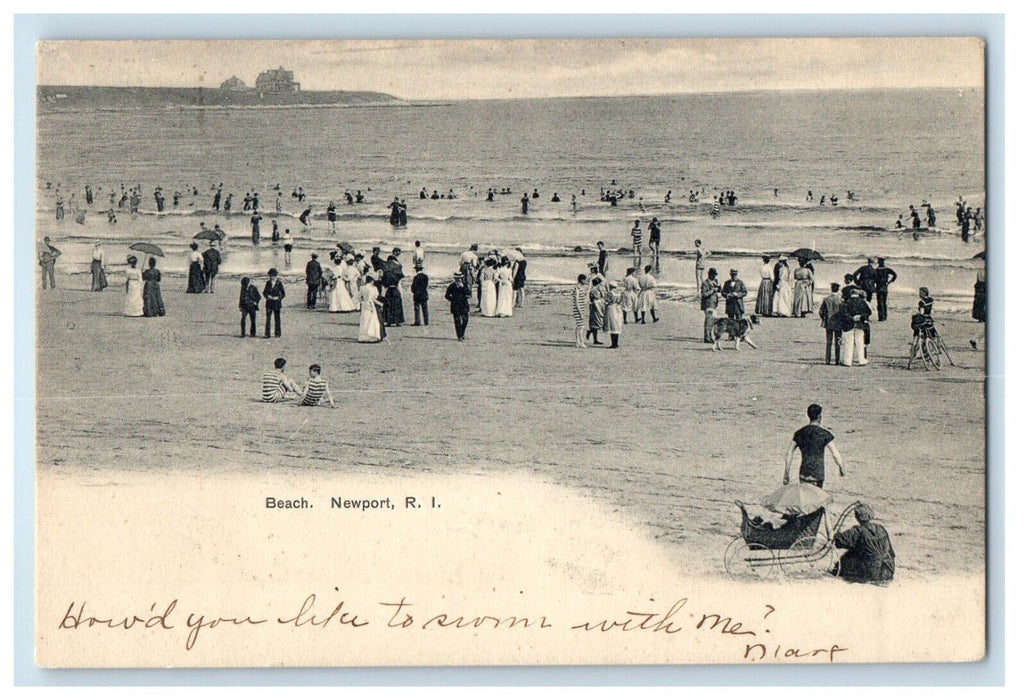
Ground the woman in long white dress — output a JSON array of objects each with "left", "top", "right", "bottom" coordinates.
[
  {"left": 335, "top": 258, "right": 358, "bottom": 312},
  {"left": 358, "top": 275, "right": 383, "bottom": 342},
  {"left": 495, "top": 260, "right": 514, "bottom": 317},
  {"left": 480, "top": 260, "right": 498, "bottom": 317},
  {"left": 772, "top": 256, "right": 793, "bottom": 317},
  {"left": 344, "top": 256, "right": 361, "bottom": 303},
  {"left": 123, "top": 255, "right": 144, "bottom": 317}
]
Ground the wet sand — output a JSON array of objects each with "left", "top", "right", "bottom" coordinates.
[{"left": 36, "top": 271, "right": 987, "bottom": 579}]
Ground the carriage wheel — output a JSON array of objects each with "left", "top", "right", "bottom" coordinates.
[
  {"left": 924, "top": 336, "right": 942, "bottom": 370},
  {"left": 724, "top": 538, "right": 778, "bottom": 579},
  {"left": 779, "top": 534, "right": 837, "bottom": 578}
]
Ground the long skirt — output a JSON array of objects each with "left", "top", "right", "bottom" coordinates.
[
  {"left": 589, "top": 302, "right": 605, "bottom": 331},
  {"left": 840, "top": 328, "right": 867, "bottom": 366},
  {"left": 90, "top": 260, "right": 108, "bottom": 291},
  {"left": 124, "top": 281, "right": 144, "bottom": 317},
  {"left": 358, "top": 303, "right": 382, "bottom": 342},
  {"left": 143, "top": 281, "right": 165, "bottom": 317},
  {"left": 186, "top": 261, "right": 205, "bottom": 293},
  {"left": 481, "top": 280, "right": 498, "bottom": 316},
  {"left": 604, "top": 302, "right": 623, "bottom": 333},
  {"left": 972, "top": 284, "right": 986, "bottom": 322},
  {"left": 621, "top": 290, "right": 639, "bottom": 315},
  {"left": 382, "top": 287, "right": 405, "bottom": 325},
  {"left": 773, "top": 284, "right": 793, "bottom": 317},
  {"left": 496, "top": 282, "right": 514, "bottom": 317},
  {"left": 793, "top": 280, "right": 814, "bottom": 316},
  {"left": 638, "top": 289, "right": 657, "bottom": 313},
  {"left": 755, "top": 278, "right": 774, "bottom": 316}
]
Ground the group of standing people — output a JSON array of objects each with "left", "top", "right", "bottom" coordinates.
[
  {"left": 753, "top": 254, "right": 817, "bottom": 319},
  {"left": 573, "top": 264, "right": 658, "bottom": 348},
  {"left": 458, "top": 245, "right": 527, "bottom": 318}
]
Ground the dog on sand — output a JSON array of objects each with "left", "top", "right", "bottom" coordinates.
[{"left": 711, "top": 314, "right": 759, "bottom": 351}]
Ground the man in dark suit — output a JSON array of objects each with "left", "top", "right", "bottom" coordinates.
[
  {"left": 201, "top": 241, "right": 222, "bottom": 294},
  {"left": 852, "top": 257, "right": 877, "bottom": 302},
  {"left": 263, "top": 268, "right": 286, "bottom": 338},
  {"left": 305, "top": 254, "right": 322, "bottom": 309},
  {"left": 444, "top": 271, "right": 472, "bottom": 341},
  {"left": 819, "top": 282, "right": 844, "bottom": 364},
  {"left": 873, "top": 257, "right": 898, "bottom": 321}
]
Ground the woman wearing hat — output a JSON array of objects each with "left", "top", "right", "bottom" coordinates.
[
  {"left": 358, "top": 273, "right": 383, "bottom": 342},
  {"left": 142, "top": 257, "right": 165, "bottom": 317},
  {"left": 123, "top": 255, "right": 144, "bottom": 317},
  {"left": 832, "top": 504, "right": 895, "bottom": 583},
  {"left": 479, "top": 258, "right": 498, "bottom": 317},
  {"left": 755, "top": 255, "right": 774, "bottom": 317},
  {"left": 495, "top": 259, "right": 514, "bottom": 318},
  {"left": 90, "top": 242, "right": 108, "bottom": 291},
  {"left": 772, "top": 255, "right": 793, "bottom": 317},
  {"left": 603, "top": 280, "right": 624, "bottom": 348},
  {"left": 186, "top": 242, "right": 205, "bottom": 293},
  {"left": 792, "top": 260, "right": 815, "bottom": 317}
]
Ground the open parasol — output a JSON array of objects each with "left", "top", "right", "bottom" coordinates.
[
  {"left": 789, "top": 248, "right": 824, "bottom": 261},
  {"left": 337, "top": 241, "right": 358, "bottom": 255},
  {"left": 193, "top": 230, "right": 220, "bottom": 241},
  {"left": 761, "top": 482, "right": 833, "bottom": 515},
  {"left": 129, "top": 242, "right": 164, "bottom": 257}
]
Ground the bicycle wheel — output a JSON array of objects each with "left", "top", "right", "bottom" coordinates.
[
  {"left": 924, "top": 336, "right": 942, "bottom": 369},
  {"left": 907, "top": 338, "right": 921, "bottom": 370}
]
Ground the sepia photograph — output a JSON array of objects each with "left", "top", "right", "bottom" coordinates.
[{"left": 29, "top": 34, "right": 992, "bottom": 669}]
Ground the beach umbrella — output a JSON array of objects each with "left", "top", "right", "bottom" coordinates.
[
  {"left": 789, "top": 248, "right": 824, "bottom": 261},
  {"left": 760, "top": 482, "right": 833, "bottom": 515},
  {"left": 193, "top": 230, "right": 220, "bottom": 241},
  {"left": 129, "top": 242, "right": 164, "bottom": 257},
  {"left": 973, "top": 250, "right": 986, "bottom": 260},
  {"left": 337, "top": 241, "right": 357, "bottom": 255}
]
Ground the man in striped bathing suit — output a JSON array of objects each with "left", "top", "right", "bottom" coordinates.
[
  {"left": 261, "top": 357, "right": 301, "bottom": 403},
  {"left": 297, "top": 365, "right": 337, "bottom": 408}
]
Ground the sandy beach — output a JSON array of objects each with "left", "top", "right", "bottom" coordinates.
[{"left": 36, "top": 270, "right": 986, "bottom": 580}]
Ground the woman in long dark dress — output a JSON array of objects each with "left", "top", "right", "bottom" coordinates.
[
  {"left": 142, "top": 257, "right": 166, "bottom": 317},
  {"left": 186, "top": 242, "right": 205, "bottom": 293},
  {"left": 972, "top": 270, "right": 986, "bottom": 322}
]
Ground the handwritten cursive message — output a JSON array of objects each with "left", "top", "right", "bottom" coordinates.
[{"left": 57, "top": 593, "right": 847, "bottom": 661}]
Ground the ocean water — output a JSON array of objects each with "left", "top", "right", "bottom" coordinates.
[{"left": 35, "top": 88, "right": 986, "bottom": 310}]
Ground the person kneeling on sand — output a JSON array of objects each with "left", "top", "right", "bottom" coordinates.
[
  {"left": 831, "top": 503, "right": 895, "bottom": 584},
  {"left": 262, "top": 357, "right": 301, "bottom": 403},
  {"left": 297, "top": 364, "right": 337, "bottom": 408}
]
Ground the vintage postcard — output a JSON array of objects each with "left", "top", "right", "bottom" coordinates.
[{"left": 33, "top": 37, "right": 988, "bottom": 667}]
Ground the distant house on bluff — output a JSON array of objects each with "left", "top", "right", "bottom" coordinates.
[
  {"left": 254, "top": 67, "right": 300, "bottom": 93},
  {"left": 219, "top": 76, "right": 248, "bottom": 92}
]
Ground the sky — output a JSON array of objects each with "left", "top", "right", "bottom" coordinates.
[{"left": 36, "top": 38, "right": 985, "bottom": 100}]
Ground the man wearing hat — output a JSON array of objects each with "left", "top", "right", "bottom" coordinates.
[
  {"left": 305, "top": 253, "right": 322, "bottom": 309},
  {"left": 263, "top": 268, "right": 286, "bottom": 338},
  {"left": 721, "top": 268, "right": 748, "bottom": 320},
  {"left": 852, "top": 256, "right": 877, "bottom": 303},
  {"left": 873, "top": 257, "right": 898, "bottom": 321},
  {"left": 411, "top": 262, "right": 430, "bottom": 326},
  {"left": 832, "top": 504, "right": 895, "bottom": 583},
  {"left": 444, "top": 271, "right": 472, "bottom": 341}
]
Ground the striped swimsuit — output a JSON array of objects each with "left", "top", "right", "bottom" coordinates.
[
  {"left": 261, "top": 371, "right": 289, "bottom": 403},
  {"left": 300, "top": 377, "right": 328, "bottom": 406}
]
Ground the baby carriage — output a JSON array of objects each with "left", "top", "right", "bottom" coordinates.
[
  {"left": 907, "top": 314, "right": 954, "bottom": 370},
  {"left": 723, "top": 501, "right": 861, "bottom": 579}
]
